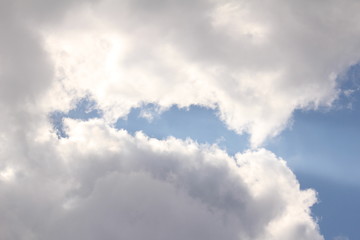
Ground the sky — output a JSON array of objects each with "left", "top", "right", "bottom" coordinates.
[{"left": 1, "top": 0, "right": 360, "bottom": 239}]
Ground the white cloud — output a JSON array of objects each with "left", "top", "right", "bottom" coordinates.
[
  {"left": 2, "top": 1, "right": 359, "bottom": 239},
  {"left": 40, "top": 0, "right": 360, "bottom": 146},
  {"left": 0, "top": 118, "right": 323, "bottom": 239}
]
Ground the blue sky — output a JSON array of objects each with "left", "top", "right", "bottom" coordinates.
[{"left": 51, "top": 63, "right": 360, "bottom": 240}]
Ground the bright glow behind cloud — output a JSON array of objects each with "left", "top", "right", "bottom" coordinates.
[{"left": 41, "top": 0, "right": 360, "bottom": 146}]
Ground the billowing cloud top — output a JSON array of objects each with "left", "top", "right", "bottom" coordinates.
[
  {"left": 1, "top": 0, "right": 359, "bottom": 239},
  {"left": 41, "top": 0, "right": 360, "bottom": 146},
  {"left": 0, "top": 118, "right": 322, "bottom": 240}
]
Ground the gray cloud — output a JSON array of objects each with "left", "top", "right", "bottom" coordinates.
[{"left": 0, "top": 119, "right": 323, "bottom": 239}]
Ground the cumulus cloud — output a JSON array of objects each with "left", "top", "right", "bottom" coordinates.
[
  {"left": 0, "top": 118, "right": 323, "bottom": 239},
  {"left": 40, "top": 0, "right": 360, "bottom": 146},
  {"left": 1, "top": 0, "right": 359, "bottom": 239}
]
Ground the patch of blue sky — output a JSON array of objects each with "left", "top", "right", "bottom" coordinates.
[
  {"left": 49, "top": 99, "right": 250, "bottom": 155},
  {"left": 267, "top": 63, "right": 360, "bottom": 185},
  {"left": 297, "top": 172, "right": 360, "bottom": 240},
  {"left": 49, "top": 98, "right": 102, "bottom": 138},
  {"left": 115, "top": 104, "right": 250, "bottom": 155},
  {"left": 267, "top": 104, "right": 360, "bottom": 184}
]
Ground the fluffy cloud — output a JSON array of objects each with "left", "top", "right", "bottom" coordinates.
[
  {"left": 1, "top": 0, "right": 359, "bottom": 239},
  {"left": 0, "top": 119, "right": 323, "bottom": 240},
  {"left": 40, "top": 0, "right": 360, "bottom": 146}
]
